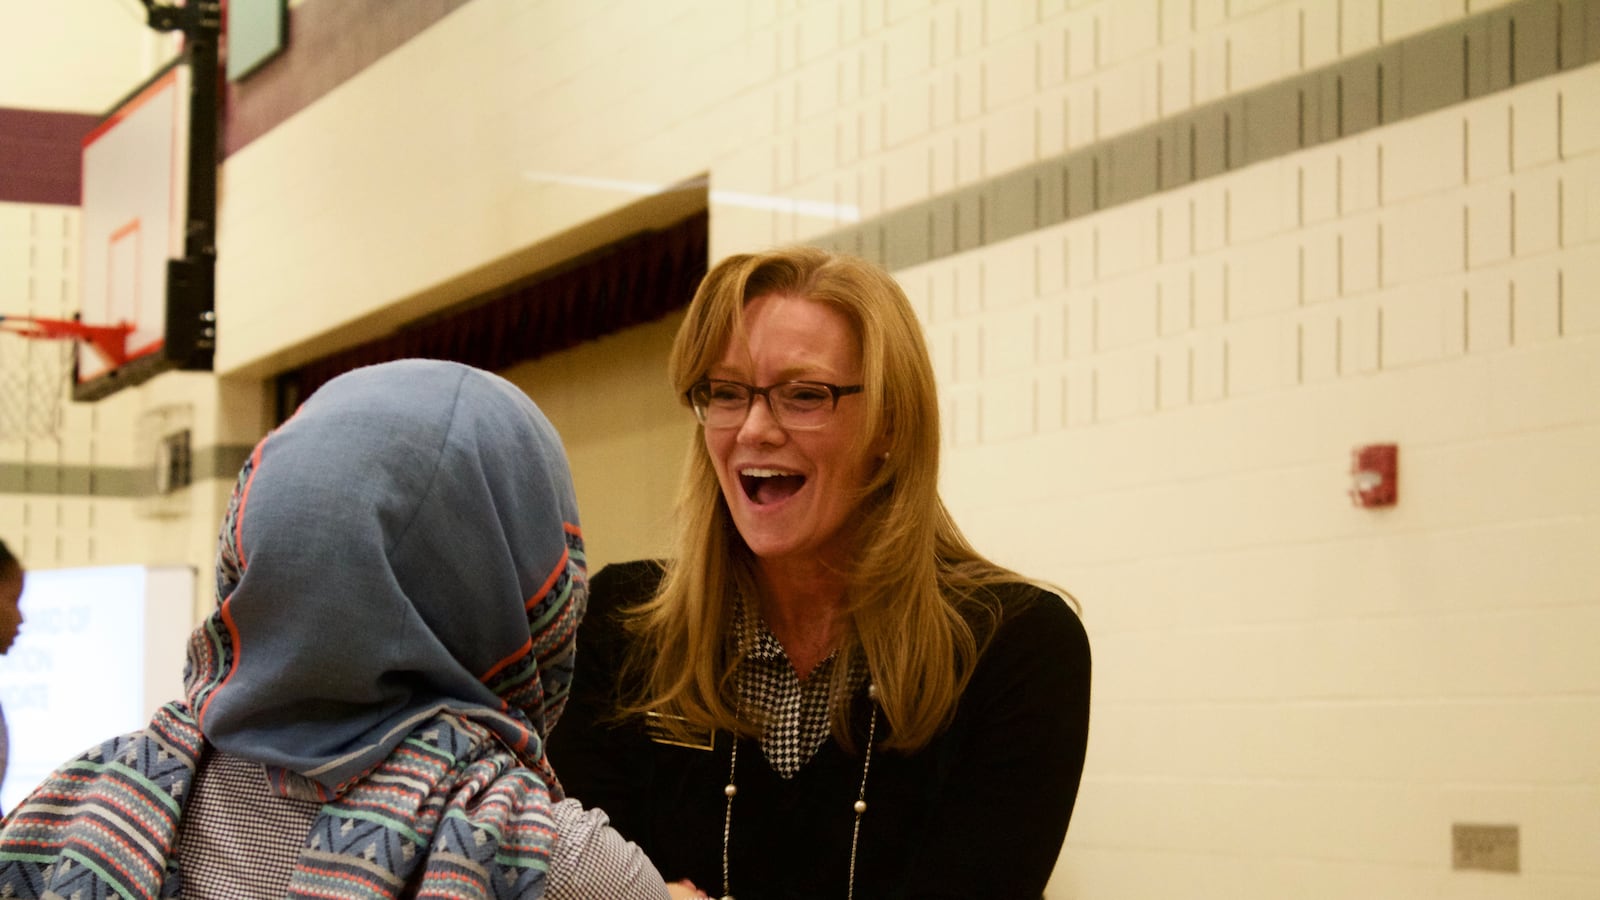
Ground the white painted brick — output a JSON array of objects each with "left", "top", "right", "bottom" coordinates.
[
  {"left": 1510, "top": 259, "right": 1563, "bottom": 346},
  {"left": 1156, "top": 265, "right": 1192, "bottom": 336},
  {"left": 1158, "top": 197, "right": 1191, "bottom": 263},
  {"left": 883, "top": 14, "right": 930, "bottom": 84},
  {"left": 1439, "top": 279, "right": 1469, "bottom": 359},
  {"left": 1159, "top": 0, "right": 1190, "bottom": 45},
  {"left": 1560, "top": 70, "right": 1600, "bottom": 159},
  {"left": 925, "top": 3, "right": 958, "bottom": 66},
  {"left": 947, "top": 382, "right": 981, "bottom": 447},
  {"left": 1096, "top": 277, "right": 1158, "bottom": 350},
  {"left": 1513, "top": 171, "right": 1562, "bottom": 258},
  {"left": 1193, "top": 30, "right": 1230, "bottom": 105},
  {"left": 955, "top": 259, "right": 985, "bottom": 319},
  {"left": 929, "top": 134, "right": 960, "bottom": 195},
  {"left": 983, "top": 103, "right": 1037, "bottom": 175},
  {"left": 983, "top": 33, "right": 1036, "bottom": 111},
  {"left": 1065, "top": 293, "right": 1095, "bottom": 357},
  {"left": 925, "top": 262, "right": 958, "bottom": 324},
  {"left": 1511, "top": 82, "right": 1561, "bottom": 171},
  {"left": 1063, "top": 361, "right": 1096, "bottom": 426},
  {"left": 978, "top": 374, "right": 1037, "bottom": 444},
  {"left": 1066, "top": 81, "right": 1097, "bottom": 147},
  {"left": 1562, "top": 246, "right": 1600, "bottom": 335},
  {"left": 1105, "top": 0, "right": 1158, "bottom": 64},
  {"left": 1224, "top": 317, "right": 1285, "bottom": 396},
  {"left": 1299, "top": 148, "right": 1341, "bottom": 226},
  {"left": 1381, "top": 115, "right": 1465, "bottom": 204},
  {"left": 1339, "top": 294, "right": 1380, "bottom": 375},
  {"left": 1297, "top": 304, "right": 1342, "bottom": 383},
  {"left": 956, "top": 56, "right": 984, "bottom": 122},
  {"left": 981, "top": 239, "right": 1038, "bottom": 308},
  {"left": 1097, "top": 205, "right": 1159, "bottom": 279},
  {"left": 1340, "top": 0, "right": 1382, "bottom": 54},
  {"left": 1228, "top": 7, "right": 1288, "bottom": 93},
  {"left": 1378, "top": 282, "right": 1450, "bottom": 369},
  {"left": 1156, "top": 340, "right": 1190, "bottom": 409},
  {"left": 1339, "top": 137, "right": 1382, "bottom": 214},
  {"left": 1379, "top": 0, "right": 1454, "bottom": 42},
  {"left": 984, "top": 0, "right": 1034, "bottom": 43},
  {"left": 1228, "top": 162, "right": 1289, "bottom": 245},
  {"left": 882, "top": 76, "right": 932, "bottom": 148},
  {"left": 879, "top": 141, "right": 930, "bottom": 210},
  {"left": 1381, "top": 196, "right": 1464, "bottom": 287},
  {"left": 1302, "top": 227, "right": 1340, "bottom": 305},
  {"left": 1034, "top": 364, "right": 1065, "bottom": 431},
  {"left": 1465, "top": 185, "right": 1513, "bottom": 269},
  {"left": 1340, "top": 220, "right": 1381, "bottom": 296},
  {"left": 1192, "top": 334, "right": 1227, "bottom": 402},
  {"left": 793, "top": 124, "right": 835, "bottom": 181},
  {"left": 1067, "top": 226, "right": 1097, "bottom": 286},
  {"left": 1465, "top": 272, "right": 1514, "bottom": 353},
  {"left": 952, "top": 320, "right": 983, "bottom": 383},
  {"left": 956, "top": 127, "right": 985, "bottom": 182},
  {"left": 1038, "top": 296, "right": 1067, "bottom": 363},
  {"left": 1229, "top": 237, "right": 1300, "bottom": 320},
  {"left": 1065, "top": 8, "right": 1099, "bottom": 78},
  {"left": 1095, "top": 347, "right": 1156, "bottom": 420},
  {"left": 835, "top": 111, "right": 861, "bottom": 168},
  {"left": 1192, "top": 183, "right": 1228, "bottom": 254},
  {"left": 1034, "top": 89, "right": 1066, "bottom": 158},
  {"left": 1097, "top": 62, "right": 1155, "bottom": 140},
  {"left": 1157, "top": 45, "right": 1193, "bottom": 118},
  {"left": 1192, "top": 257, "right": 1227, "bottom": 327},
  {"left": 1298, "top": 1, "right": 1340, "bottom": 70},
  {"left": 796, "top": 1, "right": 840, "bottom": 63},
  {"left": 796, "top": 59, "right": 840, "bottom": 122},
  {"left": 1422, "top": 424, "right": 1600, "bottom": 529},
  {"left": 1038, "top": 22, "right": 1067, "bottom": 87},
  {"left": 1465, "top": 100, "right": 1511, "bottom": 183},
  {"left": 1037, "top": 233, "right": 1068, "bottom": 297},
  {"left": 1562, "top": 158, "right": 1600, "bottom": 247},
  {"left": 1194, "top": 0, "right": 1228, "bottom": 31},
  {"left": 1488, "top": 334, "right": 1600, "bottom": 431}
]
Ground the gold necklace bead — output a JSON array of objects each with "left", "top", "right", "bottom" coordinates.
[
  {"left": 724, "top": 783, "right": 738, "bottom": 797},
  {"left": 853, "top": 799, "right": 867, "bottom": 814}
]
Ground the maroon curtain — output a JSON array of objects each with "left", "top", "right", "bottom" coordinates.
[{"left": 276, "top": 210, "right": 707, "bottom": 420}]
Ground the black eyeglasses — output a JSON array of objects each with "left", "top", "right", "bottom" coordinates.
[{"left": 686, "top": 379, "right": 863, "bottom": 430}]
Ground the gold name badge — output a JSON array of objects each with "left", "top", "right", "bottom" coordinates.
[{"left": 643, "top": 712, "right": 716, "bottom": 751}]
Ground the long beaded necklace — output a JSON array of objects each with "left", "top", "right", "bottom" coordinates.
[{"left": 718, "top": 683, "right": 880, "bottom": 900}]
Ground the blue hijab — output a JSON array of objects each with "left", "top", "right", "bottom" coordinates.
[{"left": 0, "top": 360, "right": 587, "bottom": 899}]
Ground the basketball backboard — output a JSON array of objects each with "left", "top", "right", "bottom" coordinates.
[{"left": 76, "top": 58, "right": 214, "bottom": 401}]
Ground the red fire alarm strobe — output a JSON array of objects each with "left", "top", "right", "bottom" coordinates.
[{"left": 1350, "top": 443, "right": 1398, "bottom": 507}]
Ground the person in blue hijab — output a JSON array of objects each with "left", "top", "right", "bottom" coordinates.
[{"left": 0, "top": 360, "right": 704, "bottom": 899}]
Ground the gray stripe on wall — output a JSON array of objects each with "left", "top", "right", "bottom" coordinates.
[
  {"left": 815, "top": 0, "right": 1600, "bottom": 270},
  {"left": 0, "top": 444, "right": 256, "bottom": 498}
]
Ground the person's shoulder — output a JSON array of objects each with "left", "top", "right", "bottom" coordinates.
[{"left": 985, "top": 580, "right": 1088, "bottom": 655}]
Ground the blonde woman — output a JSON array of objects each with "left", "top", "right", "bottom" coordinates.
[{"left": 549, "top": 248, "right": 1091, "bottom": 900}]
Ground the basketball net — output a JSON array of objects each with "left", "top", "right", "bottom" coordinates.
[
  {"left": 0, "top": 324, "right": 74, "bottom": 443},
  {"left": 0, "top": 315, "right": 135, "bottom": 443}
]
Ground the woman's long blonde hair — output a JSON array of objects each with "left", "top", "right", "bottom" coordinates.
[{"left": 622, "top": 246, "right": 1027, "bottom": 752}]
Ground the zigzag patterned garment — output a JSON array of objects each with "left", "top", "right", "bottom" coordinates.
[{"left": 0, "top": 360, "right": 589, "bottom": 899}]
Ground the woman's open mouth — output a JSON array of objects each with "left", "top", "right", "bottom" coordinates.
[{"left": 740, "top": 467, "right": 806, "bottom": 505}]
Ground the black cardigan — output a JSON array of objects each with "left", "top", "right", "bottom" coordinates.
[{"left": 547, "top": 560, "right": 1091, "bottom": 900}]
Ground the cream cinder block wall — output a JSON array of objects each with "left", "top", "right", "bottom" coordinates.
[
  {"left": 12, "top": 0, "right": 1597, "bottom": 896},
  {"left": 500, "top": 312, "right": 696, "bottom": 573}
]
